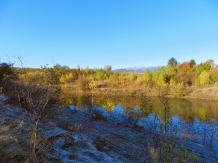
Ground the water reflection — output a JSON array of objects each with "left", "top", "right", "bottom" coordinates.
[
  {"left": 59, "top": 93, "right": 218, "bottom": 122},
  {"left": 59, "top": 93, "right": 218, "bottom": 150}
]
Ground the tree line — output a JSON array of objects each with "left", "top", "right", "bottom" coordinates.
[{"left": 1, "top": 57, "right": 218, "bottom": 97}]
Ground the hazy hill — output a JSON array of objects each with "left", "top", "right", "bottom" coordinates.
[{"left": 113, "top": 66, "right": 161, "bottom": 73}]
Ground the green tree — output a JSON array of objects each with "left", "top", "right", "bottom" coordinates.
[
  {"left": 44, "top": 67, "right": 60, "bottom": 85},
  {"left": 167, "top": 57, "right": 178, "bottom": 66},
  {"left": 54, "top": 64, "right": 69, "bottom": 75},
  {"left": 95, "top": 69, "right": 105, "bottom": 80},
  {"left": 45, "top": 64, "right": 70, "bottom": 85},
  {"left": 197, "top": 63, "right": 211, "bottom": 74},
  {"left": 189, "top": 59, "right": 196, "bottom": 68}
]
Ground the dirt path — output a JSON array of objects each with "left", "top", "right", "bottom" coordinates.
[{"left": 198, "top": 86, "right": 218, "bottom": 91}]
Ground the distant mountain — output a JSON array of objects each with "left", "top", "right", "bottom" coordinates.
[{"left": 113, "top": 66, "right": 161, "bottom": 73}]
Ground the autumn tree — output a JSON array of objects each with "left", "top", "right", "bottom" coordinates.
[
  {"left": 174, "top": 71, "right": 193, "bottom": 86},
  {"left": 108, "top": 72, "right": 119, "bottom": 85},
  {"left": 143, "top": 69, "right": 152, "bottom": 83},
  {"left": 205, "top": 59, "right": 215, "bottom": 68},
  {"left": 128, "top": 72, "right": 137, "bottom": 82},
  {"left": 59, "top": 74, "right": 66, "bottom": 83},
  {"left": 199, "top": 70, "right": 210, "bottom": 86},
  {"left": 175, "top": 62, "right": 193, "bottom": 85},
  {"left": 209, "top": 68, "right": 218, "bottom": 84},
  {"left": 180, "top": 62, "right": 191, "bottom": 72},
  {"left": 151, "top": 71, "right": 159, "bottom": 84},
  {"left": 65, "top": 73, "right": 74, "bottom": 82},
  {"left": 157, "top": 73, "right": 167, "bottom": 85}
]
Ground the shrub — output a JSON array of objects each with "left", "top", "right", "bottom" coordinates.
[{"left": 0, "top": 62, "right": 17, "bottom": 86}]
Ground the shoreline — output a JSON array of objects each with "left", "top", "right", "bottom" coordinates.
[
  {"left": 1, "top": 98, "right": 218, "bottom": 162},
  {"left": 60, "top": 86, "right": 218, "bottom": 101}
]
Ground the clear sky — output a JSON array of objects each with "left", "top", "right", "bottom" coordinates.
[{"left": 0, "top": 0, "right": 218, "bottom": 69}]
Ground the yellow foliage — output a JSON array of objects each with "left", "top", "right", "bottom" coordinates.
[
  {"left": 60, "top": 75, "right": 66, "bottom": 83},
  {"left": 199, "top": 70, "right": 210, "bottom": 86},
  {"left": 157, "top": 74, "right": 166, "bottom": 85},
  {"left": 64, "top": 73, "right": 74, "bottom": 82}
]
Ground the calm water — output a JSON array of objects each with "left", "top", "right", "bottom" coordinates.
[
  {"left": 60, "top": 94, "right": 218, "bottom": 150},
  {"left": 60, "top": 94, "right": 218, "bottom": 121}
]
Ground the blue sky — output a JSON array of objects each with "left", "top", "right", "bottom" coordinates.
[{"left": 0, "top": 0, "right": 218, "bottom": 69}]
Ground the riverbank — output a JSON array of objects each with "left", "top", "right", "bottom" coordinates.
[
  {"left": 1, "top": 94, "right": 218, "bottom": 162},
  {"left": 60, "top": 83, "right": 218, "bottom": 101}
]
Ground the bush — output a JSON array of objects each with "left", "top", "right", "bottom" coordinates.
[{"left": 0, "top": 62, "right": 16, "bottom": 86}]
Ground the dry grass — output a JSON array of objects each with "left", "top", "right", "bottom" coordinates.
[{"left": 0, "top": 120, "right": 29, "bottom": 162}]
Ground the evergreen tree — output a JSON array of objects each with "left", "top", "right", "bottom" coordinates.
[{"left": 167, "top": 57, "right": 178, "bottom": 66}]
